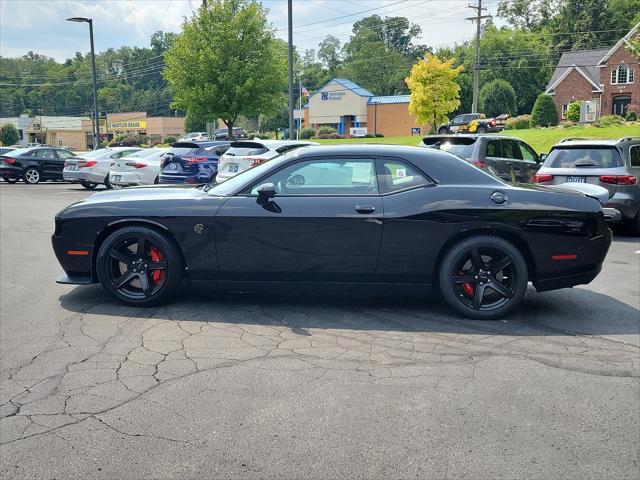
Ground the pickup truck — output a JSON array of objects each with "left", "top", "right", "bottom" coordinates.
[{"left": 437, "top": 113, "right": 507, "bottom": 134}]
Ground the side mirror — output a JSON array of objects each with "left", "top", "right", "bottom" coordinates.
[
  {"left": 256, "top": 183, "right": 276, "bottom": 199},
  {"left": 538, "top": 153, "right": 547, "bottom": 163}
]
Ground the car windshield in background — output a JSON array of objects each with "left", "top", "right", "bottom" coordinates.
[
  {"left": 423, "top": 137, "right": 476, "bottom": 160},
  {"left": 543, "top": 147, "right": 623, "bottom": 168},
  {"left": 224, "top": 146, "right": 268, "bottom": 156}
]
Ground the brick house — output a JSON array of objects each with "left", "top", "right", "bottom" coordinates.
[{"left": 545, "top": 24, "right": 639, "bottom": 121}]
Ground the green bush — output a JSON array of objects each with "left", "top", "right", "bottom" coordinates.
[
  {"left": 505, "top": 115, "right": 531, "bottom": 130},
  {"left": 626, "top": 110, "right": 638, "bottom": 121},
  {"left": 0, "top": 124, "right": 19, "bottom": 146},
  {"left": 531, "top": 94, "right": 558, "bottom": 127},
  {"left": 317, "top": 126, "right": 337, "bottom": 135},
  {"left": 558, "top": 120, "right": 575, "bottom": 129},
  {"left": 565, "top": 101, "right": 581, "bottom": 122},
  {"left": 597, "top": 115, "right": 625, "bottom": 127},
  {"left": 479, "top": 79, "right": 517, "bottom": 117},
  {"left": 300, "top": 128, "right": 315, "bottom": 139},
  {"left": 375, "top": 133, "right": 384, "bottom": 138},
  {"left": 316, "top": 133, "right": 343, "bottom": 139},
  {"left": 163, "top": 136, "right": 177, "bottom": 144},
  {"left": 98, "top": 141, "right": 109, "bottom": 148}
]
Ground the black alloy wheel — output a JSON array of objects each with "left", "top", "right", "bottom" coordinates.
[
  {"left": 439, "top": 235, "right": 528, "bottom": 319},
  {"left": 96, "top": 226, "right": 184, "bottom": 306},
  {"left": 3, "top": 176, "right": 18, "bottom": 184}
]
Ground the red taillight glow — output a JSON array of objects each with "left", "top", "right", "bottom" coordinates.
[
  {"left": 491, "top": 119, "right": 496, "bottom": 126},
  {"left": 552, "top": 254, "right": 577, "bottom": 261},
  {"left": 532, "top": 174, "right": 554, "bottom": 183},
  {"left": 472, "top": 160, "right": 487, "bottom": 168},
  {"left": 125, "top": 162, "right": 147, "bottom": 169},
  {"left": 599, "top": 175, "right": 637, "bottom": 185},
  {"left": 248, "top": 157, "right": 268, "bottom": 167},
  {"left": 77, "top": 160, "right": 97, "bottom": 168},
  {"left": 2, "top": 157, "right": 16, "bottom": 165},
  {"left": 187, "top": 156, "right": 209, "bottom": 164}
]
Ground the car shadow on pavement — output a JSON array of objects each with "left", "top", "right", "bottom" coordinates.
[{"left": 59, "top": 283, "right": 639, "bottom": 338}]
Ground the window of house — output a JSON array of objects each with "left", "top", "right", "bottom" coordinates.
[
  {"left": 611, "top": 64, "right": 634, "bottom": 84},
  {"left": 562, "top": 104, "right": 568, "bottom": 118}
]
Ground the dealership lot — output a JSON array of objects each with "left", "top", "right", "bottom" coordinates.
[{"left": 1, "top": 182, "right": 638, "bottom": 479}]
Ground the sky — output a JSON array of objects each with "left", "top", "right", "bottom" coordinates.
[{"left": 0, "top": 0, "right": 502, "bottom": 62}]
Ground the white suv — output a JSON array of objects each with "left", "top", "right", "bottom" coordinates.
[
  {"left": 178, "top": 132, "right": 209, "bottom": 142},
  {"left": 63, "top": 147, "right": 142, "bottom": 189},
  {"left": 216, "top": 140, "right": 317, "bottom": 182}
]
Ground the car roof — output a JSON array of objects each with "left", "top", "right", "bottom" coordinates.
[
  {"left": 422, "top": 134, "right": 520, "bottom": 141},
  {"left": 229, "top": 140, "right": 319, "bottom": 149},
  {"left": 553, "top": 137, "right": 640, "bottom": 147}
]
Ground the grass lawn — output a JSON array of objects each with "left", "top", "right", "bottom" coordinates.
[{"left": 313, "top": 123, "right": 639, "bottom": 154}]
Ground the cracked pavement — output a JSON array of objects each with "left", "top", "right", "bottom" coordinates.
[{"left": 1, "top": 183, "right": 639, "bottom": 479}]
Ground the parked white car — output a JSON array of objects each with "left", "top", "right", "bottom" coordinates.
[
  {"left": 63, "top": 147, "right": 142, "bottom": 189},
  {"left": 178, "top": 132, "right": 209, "bottom": 142},
  {"left": 216, "top": 140, "right": 317, "bottom": 182},
  {"left": 108, "top": 147, "right": 170, "bottom": 187}
]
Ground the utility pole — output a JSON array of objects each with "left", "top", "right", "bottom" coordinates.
[
  {"left": 287, "top": 0, "right": 295, "bottom": 140},
  {"left": 202, "top": 0, "right": 207, "bottom": 8},
  {"left": 466, "top": 0, "right": 491, "bottom": 113}
]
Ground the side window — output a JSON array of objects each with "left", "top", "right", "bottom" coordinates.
[
  {"left": 40, "top": 149, "right": 55, "bottom": 159},
  {"left": 249, "top": 159, "right": 378, "bottom": 195},
  {"left": 486, "top": 140, "right": 501, "bottom": 158},
  {"left": 630, "top": 145, "right": 640, "bottom": 167},
  {"left": 518, "top": 142, "right": 538, "bottom": 163},
  {"left": 501, "top": 140, "right": 522, "bottom": 160},
  {"left": 377, "top": 159, "right": 430, "bottom": 194},
  {"left": 452, "top": 115, "right": 464, "bottom": 124}
]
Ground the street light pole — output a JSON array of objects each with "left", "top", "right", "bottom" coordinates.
[
  {"left": 67, "top": 17, "right": 100, "bottom": 150},
  {"left": 287, "top": 0, "right": 294, "bottom": 139}
]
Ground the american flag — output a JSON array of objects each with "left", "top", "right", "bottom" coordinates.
[{"left": 301, "top": 86, "right": 310, "bottom": 97}]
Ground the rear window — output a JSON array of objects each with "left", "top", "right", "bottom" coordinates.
[
  {"left": 224, "top": 146, "right": 269, "bottom": 157},
  {"left": 125, "top": 149, "right": 162, "bottom": 158},
  {"left": 543, "top": 147, "right": 623, "bottom": 168},
  {"left": 422, "top": 137, "right": 477, "bottom": 160}
]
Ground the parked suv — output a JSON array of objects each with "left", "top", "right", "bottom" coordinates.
[
  {"left": 159, "top": 141, "right": 231, "bottom": 184},
  {"left": 213, "top": 127, "right": 248, "bottom": 140},
  {"left": 0, "top": 146, "right": 76, "bottom": 184},
  {"left": 419, "top": 134, "right": 540, "bottom": 183},
  {"left": 533, "top": 137, "right": 640, "bottom": 233}
]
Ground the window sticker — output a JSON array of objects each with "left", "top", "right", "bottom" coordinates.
[{"left": 396, "top": 168, "right": 407, "bottom": 178}]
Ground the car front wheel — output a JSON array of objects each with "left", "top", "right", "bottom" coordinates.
[
  {"left": 439, "top": 235, "right": 528, "bottom": 319},
  {"left": 23, "top": 168, "right": 41, "bottom": 184},
  {"left": 96, "top": 226, "right": 185, "bottom": 307},
  {"left": 81, "top": 181, "right": 98, "bottom": 190}
]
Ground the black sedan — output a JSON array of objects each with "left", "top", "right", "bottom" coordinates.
[
  {"left": 1, "top": 146, "right": 76, "bottom": 184},
  {"left": 52, "top": 145, "right": 611, "bottom": 319}
]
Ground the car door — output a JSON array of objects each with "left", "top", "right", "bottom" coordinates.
[
  {"left": 516, "top": 140, "right": 540, "bottom": 182},
  {"left": 35, "top": 148, "right": 59, "bottom": 178},
  {"left": 449, "top": 115, "right": 465, "bottom": 132},
  {"left": 214, "top": 157, "right": 383, "bottom": 282},
  {"left": 500, "top": 139, "right": 529, "bottom": 183},
  {"left": 485, "top": 139, "right": 511, "bottom": 181}
]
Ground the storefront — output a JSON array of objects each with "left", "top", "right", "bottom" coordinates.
[
  {"left": 296, "top": 78, "right": 429, "bottom": 137},
  {"left": 83, "top": 112, "right": 185, "bottom": 144}
]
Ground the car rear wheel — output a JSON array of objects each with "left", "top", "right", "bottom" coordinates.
[
  {"left": 23, "top": 168, "right": 40, "bottom": 184},
  {"left": 477, "top": 126, "right": 487, "bottom": 133},
  {"left": 96, "top": 226, "right": 185, "bottom": 307},
  {"left": 81, "top": 181, "right": 97, "bottom": 190},
  {"left": 438, "top": 127, "right": 449, "bottom": 135},
  {"left": 3, "top": 176, "right": 18, "bottom": 184},
  {"left": 439, "top": 235, "right": 528, "bottom": 319}
]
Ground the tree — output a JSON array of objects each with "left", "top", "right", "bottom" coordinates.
[
  {"left": 163, "top": 0, "right": 286, "bottom": 139},
  {"left": 0, "top": 124, "right": 19, "bottom": 146},
  {"left": 627, "top": 36, "right": 640, "bottom": 60},
  {"left": 258, "top": 100, "right": 288, "bottom": 133},
  {"left": 406, "top": 54, "right": 464, "bottom": 132},
  {"left": 185, "top": 110, "right": 207, "bottom": 132},
  {"left": 530, "top": 93, "right": 558, "bottom": 126},
  {"left": 479, "top": 79, "right": 517, "bottom": 117},
  {"left": 497, "top": 0, "right": 556, "bottom": 30},
  {"left": 565, "top": 101, "right": 581, "bottom": 122},
  {"left": 318, "top": 35, "right": 342, "bottom": 77}
]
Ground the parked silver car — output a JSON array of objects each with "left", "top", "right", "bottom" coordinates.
[{"left": 533, "top": 137, "right": 640, "bottom": 233}]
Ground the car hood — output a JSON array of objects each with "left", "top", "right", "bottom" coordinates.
[{"left": 77, "top": 185, "right": 207, "bottom": 205}]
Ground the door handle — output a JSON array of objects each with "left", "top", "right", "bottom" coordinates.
[{"left": 355, "top": 205, "right": 375, "bottom": 214}]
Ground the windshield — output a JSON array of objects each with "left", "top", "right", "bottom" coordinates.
[
  {"left": 78, "top": 149, "right": 112, "bottom": 159},
  {"left": 1, "top": 147, "right": 32, "bottom": 157},
  {"left": 223, "top": 146, "right": 268, "bottom": 157},
  {"left": 423, "top": 137, "right": 477, "bottom": 160},
  {"left": 543, "top": 147, "right": 623, "bottom": 168},
  {"left": 125, "top": 148, "right": 163, "bottom": 158}
]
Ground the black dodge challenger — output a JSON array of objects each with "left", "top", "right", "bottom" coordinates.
[{"left": 52, "top": 145, "right": 611, "bottom": 319}]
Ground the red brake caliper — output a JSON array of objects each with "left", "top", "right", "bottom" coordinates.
[
  {"left": 459, "top": 271, "right": 475, "bottom": 297},
  {"left": 150, "top": 246, "right": 164, "bottom": 284}
]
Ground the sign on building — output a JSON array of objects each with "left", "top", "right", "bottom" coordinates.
[
  {"left": 411, "top": 127, "right": 421, "bottom": 135},
  {"left": 350, "top": 127, "right": 368, "bottom": 137}
]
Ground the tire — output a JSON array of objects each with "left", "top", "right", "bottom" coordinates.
[
  {"left": 23, "top": 168, "right": 41, "bottom": 184},
  {"left": 477, "top": 126, "right": 487, "bottom": 133},
  {"left": 438, "top": 235, "right": 528, "bottom": 319},
  {"left": 154, "top": 176, "right": 159, "bottom": 184},
  {"left": 438, "top": 127, "right": 449, "bottom": 135},
  {"left": 104, "top": 175, "right": 113, "bottom": 189},
  {"left": 96, "top": 225, "right": 185, "bottom": 307},
  {"left": 628, "top": 210, "right": 640, "bottom": 236},
  {"left": 81, "top": 181, "right": 98, "bottom": 190},
  {"left": 3, "top": 176, "right": 18, "bottom": 184}
]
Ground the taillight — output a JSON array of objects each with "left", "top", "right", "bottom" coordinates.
[
  {"left": 532, "top": 174, "right": 553, "bottom": 183},
  {"left": 248, "top": 157, "right": 268, "bottom": 167},
  {"left": 472, "top": 160, "right": 487, "bottom": 168},
  {"left": 187, "top": 156, "right": 208, "bottom": 164},
  {"left": 78, "top": 160, "right": 97, "bottom": 168},
  {"left": 491, "top": 119, "right": 496, "bottom": 126},
  {"left": 599, "top": 175, "right": 636, "bottom": 185},
  {"left": 125, "top": 162, "right": 147, "bottom": 169},
  {"left": 2, "top": 157, "right": 16, "bottom": 165}
]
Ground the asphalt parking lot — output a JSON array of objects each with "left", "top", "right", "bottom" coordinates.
[{"left": 1, "top": 181, "right": 639, "bottom": 479}]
